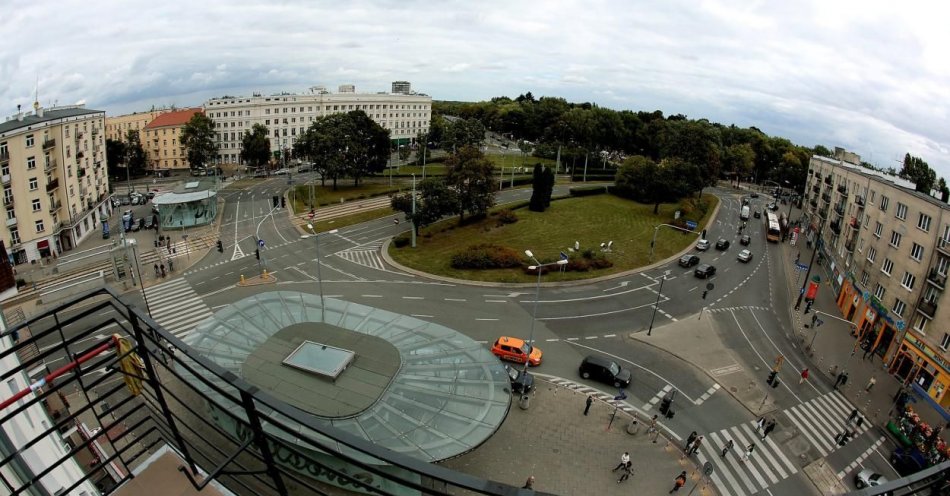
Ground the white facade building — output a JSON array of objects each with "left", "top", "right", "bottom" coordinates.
[{"left": 203, "top": 83, "right": 432, "bottom": 164}]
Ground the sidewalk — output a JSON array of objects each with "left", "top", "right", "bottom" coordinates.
[{"left": 439, "top": 378, "right": 711, "bottom": 495}]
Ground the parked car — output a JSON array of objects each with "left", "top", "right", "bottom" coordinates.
[
  {"left": 491, "top": 336, "right": 542, "bottom": 366},
  {"left": 750, "top": 192, "right": 759, "bottom": 198},
  {"left": 694, "top": 264, "right": 716, "bottom": 278},
  {"left": 146, "top": 191, "right": 156, "bottom": 199},
  {"left": 854, "top": 469, "right": 889, "bottom": 491},
  {"left": 767, "top": 202, "right": 778, "bottom": 211},
  {"left": 696, "top": 239, "right": 710, "bottom": 251},
  {"left": 297, "top": 163, "right": 312, "bottom": 173},
  {"left": 143, "top": 216, "right": 154, "bottom": 230},
  {"left": 753, "top": 210, "right": 761, "bottom": 219},
  {"left": 737, "top": 249, "right": 753, "bottom": 263},
  {"left": 274, "top": 168, "right": 291, "bottom": 175},
  {"left": 579, "top": 355, "right": 631, "bottom": 388},
  {"left": 740, "top": 235, "right": 751, "bottom": 246},
  {"left": 715, "top": 239, "right": 730, "bottom": 250},
  {"left": 679, "top": 254, "right": 700, "bottom": 268},
  {"left": 119, "top": 196, "right": 131, "bottom": 206},
  {"left": 503, "top": 364, "right": 534, "bottom": 394}
]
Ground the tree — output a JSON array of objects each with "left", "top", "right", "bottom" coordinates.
[
  {"left": 124, "top": 130, "right": 147, "bottom": 176},
  {"left": 105, "top": 138, "right": 126, "bottom": 178},
  {"left": 541, "top": 165, "right": 555, "bottom": 208},
  {"left": 614, "top": 155, "right": 690, "bottom": 214},
  {"left": 900, "top": 153, "right": 937, "bottom": 193},
  {"left": 391, "top": 178, "right": 459, "bottom": 236},
  {"left": 441, "top": 118, "right": 486, "bottom": 151},
  {"left": 445, "top": 146, "right": 496, "bottom": 222},
  {"left": 240, "top": 124, "right": 271, "bottom": 169},
  {"left": 180, "top": 112, "right": 219, "bottom": 170},
  {"left": 813, "top": 145, "right": 833, "bottom": 157},
  {"left": 529, "top": 164, "right": 545, "bottom": 212},
  {"left": 414, "top": 131, "right": 431, "bottom": 166},
  {"left": 398, "top": 143, "right": 412, "bottom": 162},
  {"left": 938, "top": 177, "right": 949, "bottom": 203},
  {"left": 723, "top": 143, "right": 755, "bottom": 186},
  {"left": 339, "top": 111, "right": 390, "bottom": 186}
]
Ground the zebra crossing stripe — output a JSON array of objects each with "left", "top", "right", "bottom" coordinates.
[
  {"left": 784, "top": 405, "right": 832, "bottom": 455},
  {"left": 741, "top": 424, "right": 786, "bottom": 482},
  {"left": 695, "top": 451, "right": 735, "bottom": 496},
  {"left": 730, "top": 425, "right": 770, "bottom": 489},
  {"left": 711, "top": 428, "right": 757, "bottom": 493},
  {"left": 703, "top": 433, "right": 746, "bottom": 494},
  {"left": 798, "top": 399, "right": 840, "bottom": 443}
]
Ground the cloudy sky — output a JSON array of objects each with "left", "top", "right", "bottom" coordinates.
[{"left": 3, "top": 0, "right": 949, "bottom": 178}]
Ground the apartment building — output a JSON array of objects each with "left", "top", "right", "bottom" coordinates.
[
  {"left": 141, "top": 107, "right": 203, "bottom": 171},
  {"left": 0, "top": 103, "right": 111, "bottom": 265},
  {"left": 104, "top": 109, "right": 168, "bottom": 142},
  {"left": 203, "top": 83, "right": 431, "bottom": 164},
  {"left": 804, "top": 149, "right": 950, "bottom": 410}
]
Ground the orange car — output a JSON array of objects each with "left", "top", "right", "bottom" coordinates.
[{"left": 491, "top": 336, "right": 542, "bottom": 366}]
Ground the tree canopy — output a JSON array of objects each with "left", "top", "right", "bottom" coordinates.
[
  {"left": 180, "top": 112, "right": 219, "bottom": 170},
  {"left": 124, "top": 130, "right": 147, "bottom": 176},
  {"left": 900, "top": 153, "right": 937, "bottom": 193},
  {"left": 293, "top": 111, "right": 390, "bottom": 189},
  {"left": 444, "top": 146, "right": 496, "bottom": 221},
  {"left": 240, "top": 123, "right": 271, "bottom": 169},
  {"left": 391, "top": 178, "right": 459, "bottom": 236}
]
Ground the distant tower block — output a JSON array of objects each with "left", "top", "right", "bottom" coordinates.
[
  {"left": 338, "top": 84, "right": 355, "bottom": 93},
  {"left": 392, "top": 81, "right": 411, "bottom": 94}
]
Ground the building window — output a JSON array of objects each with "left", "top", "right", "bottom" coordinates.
[
  {"left": 10, "top": 228, "right": 19, "bottom": 245},
  {"left": 896, "top": 203, "right": 908, "bottom": 220},
  {"left": 861, "top": 271, "right": 870, "bottom": 286},
  {"left": 910, "top": 243, "right": 924, "bottom": 262},
  {"left": 941, "top": 333, "right": 950, "bottom": 351},
  {"left": 28, "top": 177, "right": 38, "bottom": 190},
  {"left": 25, "top": 135, "right": 34, "bottom": 147},
  {"left": 874, "top": 283, "right": 886, "bottom": 300},
  {"left": 913, "top": 314, "right": 928, "bottom": 333},
  {"left": 34, "top": 220, "right": 44, "bottom": 233},
  {"left": 882, "top": 258, "right": 894, "bottom": 275},
  {"left": 31, "top": 199, "right": 40, "bottom": 211},
  {"left": 890, "top": 231, "right": 902, "bottom": 248},
  {"left": 880, "top": 195, "right": 889, "bottom": 212},
  {"left": 918, "top": 213, "right": 932, "bottom": 232},
  {"left": 901, "top": 272, "right": 916, "bottom": 291},
  {"left": 867, "top": 247, "right": 877, "bottom": 264},
  {"left": 893, "top": 299, "right": 906, "bottom": 318},
  {"left": 874, "top": 222, "right": 882, "bottom": 238},
  {"left": 27, "top": 156, "right": 36, "bottom": 170}
]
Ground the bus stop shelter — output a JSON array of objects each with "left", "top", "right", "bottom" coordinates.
[{"left": 152, "top": 182, "right": 218, "bottom": 229}]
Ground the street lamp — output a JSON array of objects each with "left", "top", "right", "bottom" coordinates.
[
  {"left": 524, "top": 250, "right": 568, "bottom": 376},
  {"left": 305, "top": 223, "right": 339, "bottom": 311},
  {"left": 646, "top": 275, "right": 666, "bottom": 336}
]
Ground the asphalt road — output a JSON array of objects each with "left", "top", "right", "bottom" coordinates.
[{"left": 35, "top": 182, "right": 902, "bottom": 495}]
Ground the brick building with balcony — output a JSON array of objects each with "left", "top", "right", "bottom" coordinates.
[
  {"left": 803, "top": 148, "right": 950, "bottom": 413},
  {"left": 141, "top": 108, "right": 204, "bottom": 172}
]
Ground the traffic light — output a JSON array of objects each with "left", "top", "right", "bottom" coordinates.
[
  {"left": 702, "top": 290, "right": 708, "bottom": 300},
  {"left": 216, "top": 240, "right": 223, "bottom": 253},
  {"left": 701, "top": 229, "right": 707, "bottom": 239},
  {"left": 272, "top": 196, "right": 279, "bottom": 208},
  {"left": 804, "top": 301, "right": 812, "bottom": 314},
  {"left": 767, "top": 370, "right": 777, "bottom": 386},
  {"left": 255, "top": 248, "right": 260, "bottom": 260},
  {"left": 811, "top": 314, "right": 818, "bottom": 326},
  {"left": 280, "top": 196, "right": 286, "bottom": 208}
]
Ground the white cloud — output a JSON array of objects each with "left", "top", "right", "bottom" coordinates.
[{"left": 2, "top": 0, "right": 949, "bottom": 177}]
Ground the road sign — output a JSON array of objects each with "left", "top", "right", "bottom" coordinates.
[
  {"left": 703, "top": 461, "right": 714, "bottom": 476},
  {"left": 560, "top": 251, "right": 569, "bottom": 261},
  {"left": 685, "top": 220, "right": 698, "bottom": 230},
  {"left": 795, "top": 262, "right": 809, "bottom": 271},
  {"left": 258, "top": 239, "right": 265, "bottom": 248}
]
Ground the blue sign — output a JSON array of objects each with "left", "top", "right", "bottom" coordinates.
[
  {"left": 795, "top": 262, "right": 809, "bottom": 271},
  {"left": 258, "top": 239, "right": 265, "bottom": 248},
  {"left": 685, "top": 220, "right": 698, "bottom": 230},
  {"left": 896, "top": 320, "right": 906, "bottom": 331},
  {"left": 560, "top": 251, "right": 569, "bottom": 261},
  {"left": 614, "top": 390, "right": 627, "bottom": 401}
]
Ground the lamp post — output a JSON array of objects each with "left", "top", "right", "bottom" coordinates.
[
  {"left": 524, "top": 250, "right": 568, "bottom": 376},
  {"left": 305, "top": 224, "right": 339, "bottom": 311},
  {"left": 410, "top": 174, "right": 417, "bottom": 248},
  {"left": 646, "top": 275, "right": 665, "bottom": 336}
]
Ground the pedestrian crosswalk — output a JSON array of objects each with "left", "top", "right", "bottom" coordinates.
[
  {"left": 336, "top": 240, "right": 385, "bottom": 270},
  {"left": 143, "top": 278, "right": 213, "bottom": 340},
  {"left": 695, "top": 391, "right": 869, "bottom": 496}
]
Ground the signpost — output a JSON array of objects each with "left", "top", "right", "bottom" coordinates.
[{"left": 685, "top": 220, "right": 698, "bottom": 230}]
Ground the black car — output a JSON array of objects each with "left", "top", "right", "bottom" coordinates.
[
  {"left": 715, "top": 239, "right": 730, "bottom": 250},
  {"left": 678, "top": 254, "right": 700, "bottom": 268},
  {"left": 740, "top": 235, "right": 751, "bottom": 246},
  {"left": 579, "top": 355, "right": 631, "bottom": 388},
  {"left": 753, "top": 210, "right": 761, "bottom": 219},
  {"left": 504, "top": 364, "right": 534, "bottom": 394},
  {"left": 694, "top": 264, "right": 716, "bottom": 278},
  {"left": 750, "top": 192, "right": 759, "bottom": 198}
]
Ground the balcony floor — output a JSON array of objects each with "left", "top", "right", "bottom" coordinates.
[{"left": 113, "top": 450, "right": 226, "bottom": 496}]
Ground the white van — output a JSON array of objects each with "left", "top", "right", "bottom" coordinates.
[{"left": 740, "top": 205, "right": 750, "bottom": 221}]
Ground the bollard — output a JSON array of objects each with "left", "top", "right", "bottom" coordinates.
[
  {"left": 263, "top": 269, "right": 269, "bottom": 278},
  {"left": 240, "top": 274, "right": 245, "bottom": 284},
  {"left": 626, "top": 419, "right": 639, "bottom": 435},
  {"left": 518, "top": 394, "right": 530, "bottom": 410}
]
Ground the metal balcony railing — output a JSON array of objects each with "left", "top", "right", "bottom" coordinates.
[
  {"left": 830, "top": 221, "right": 841, "bottom": 235},
  {"left": 47, "top": 200, "right": 61, "bottom": 213},
  {"left": 837, "top": 184, "right": 848, "bottom": 195},
  {"left": 928, "top": 269, "right": 947, "bottom": 290},
  {"left": 821, "top": 193, "right": 832, "bottom": 203},
  {"left": 45, "top": 178, "right": 60, "bottom": 193},
  {"left": 0, "top": 287, "right": 525, "bottom": 496},
  {"left": 917, "top": 297, "right": 937, "bottom": 319},
  {"left": 824, "top": 176, "right": 832, "bottom": 185},
  {"left": 42, "top": 139, "right": 56, "bottom": 150},
  {"left": 938, "top": 238, "right": 950, "bottom": 257},
  {"left": 45, "top": 158, "right": 58, "bottom": 172},
  {"left": 0, "top": 150, "right": 9, "bottom": 162},
  {"left": 855, "top": 195, "right": 865, "bottom": 208}
]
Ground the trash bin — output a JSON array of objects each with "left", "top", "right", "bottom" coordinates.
[
  {"left": 518, "top": 394, "right": 530, "bottom": 410},
  {"left": 626, "top": 419, "right": 640, "bottom": 435}
]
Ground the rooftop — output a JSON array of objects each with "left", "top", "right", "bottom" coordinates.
[
  {"left": 143, "top": 108, "right": 203, "bottom": 129},
  {"left": 0, "top": 105, "right": 103, "bottom": 135}
]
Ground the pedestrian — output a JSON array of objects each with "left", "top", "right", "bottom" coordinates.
[
  {"left": 795, "top": 252, "right": 801, "bottom": 263},
  {"left": 160, "top": 263, "right": 166, "bottom": 278},
  {"left": 584, "top": 394, "right": 593, "bottom": 416},
  {"left": 754, "top": 416, "right": 766, "bottom": 432},
  {"left": 866, "top": 377, "right": 877, "bottom": 392},
  {"left": 522, "top": 475, "right": 535, "bottom": 490},
  {"left": 834, "top": 430, "right": 846, "bottom": 445},
  {"left": 720, "top": 439, "right": 734, "bottom": 458},
  {"left": 847, "top": 408, "right": 859, "bottom": 424},
  {"left": 688, "top": 435, "right": 703, "bottom": 455},
  {"left": 648, "top": 414, "right": 658, "bottom": 434},
  {"left": 616, "top": 462, "right": 633, "bottom": 483},
  {"left": 741, "top": 443, "right": 755, "bottom": 462},
  {"left": 834, "top": 371, "right": 849, "bottom": 390},
  {"left": 863, "top": 344, "right": 874, "bottom": 360},
  {"left": 669, "top": 471, "right": 687, "bottom": 493},
  {"left": 761, "top": 420, "right": 776, "bottom": 440},
  {"left": 685, "top": 431, "right": 697, "bottom": 450},
  {"left": 612, "top": 452, "right": 630, "bottom": 472},
  {"left": 800, "top": 368, "right": 809, "bottom": 384}
]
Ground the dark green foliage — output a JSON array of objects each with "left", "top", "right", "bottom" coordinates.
[
  {"left": 445, "top": 146, "right": 496, "bottom": 221},
  {"left": 451, "top": 244, "right": 523, "bottom": 269},
  {"left": 392, "top": 235, "right": 411, "bottom": 248},
  {"left": 529, "top": 164, "right": 545, "bottom": 211},
  {"left": 240, "top": 124, "right": 271, "bottom": 169},
  {"left": 542, "top": 166, "right": 555, "bottom": 207},
  {"left": 123, "top": 130, "right": 147, "bottom": 176},
  {"left": 496, "top": 209, "right": 518, "bottom": 225},
  {"left": 569, "top": 185, "right": 609, "bottom": 196},
  {"left": 391, "top": 178, "right": 459, "bottom": 236},
  {"left": 180, "top": 113, "right": 219, "bottom": 170},
  {"left": 900, "top": 153, "right": 937, "bottom": 193}
]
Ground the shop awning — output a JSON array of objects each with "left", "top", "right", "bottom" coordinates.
[{"left": 912, "top": 382, "right": 950, "bottom": 422}]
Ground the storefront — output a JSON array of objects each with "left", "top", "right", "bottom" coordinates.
[
  {"left": 890, "top": 333, "right": 950, "bottom": 411},
  {"left": 837, "top": 276, "right": 899, "bottom": 361}
]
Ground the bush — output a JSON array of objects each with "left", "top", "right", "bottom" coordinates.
[
  {"left": 569, "top": 185, "right": 609, "bottom": 197},
  {"left": 496, "top": 209, "right": 518, "bottom": 225},
  {"left": 392, "top": 235, "right": 411, "bottom": 248},
  {"left": 451, "top": 244, "right": 523, "bottom": 269}
]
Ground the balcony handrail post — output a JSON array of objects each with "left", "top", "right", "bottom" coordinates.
[
  {"left": 239, "top": 390, "right": 289, "bottom": 494},
  {"left": 125, "top": 306, "right": 200, "bottom": 477}
]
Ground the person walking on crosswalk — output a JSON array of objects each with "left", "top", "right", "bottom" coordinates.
[
  {"left": 754, "top": 416, "right": 766, "bottom": 432},
  {"left": 741, "top": 442, "right": 756, "bottom": 462},
  {"left": 799, "top": 368, "right": 809, "bottom": 384},
  {"left": 687, "top": 435, "right": 704, "bottom": 455},
  {"left": 720, "top": 439, "right": 734, "bottom": 458},
  {"left": 761, "top": 419, "right": 776, "bottom": 440},
  {"left": 685, "top": 431, "right": 697, "bottom": 451}
]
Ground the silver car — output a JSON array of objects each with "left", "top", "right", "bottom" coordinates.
[{"left": 854, "top": 468, "right": 888, "bottom": 491}]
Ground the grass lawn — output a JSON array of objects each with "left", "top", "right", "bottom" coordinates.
[
  {"left": 289, "top": 182, "right": 405, "bottom": 211},
  {"left": 309, "top": 208, "right": 397, "bottom": 232},
  {"left": 387, "top": 193, "right": 719, "bottom": 283}
]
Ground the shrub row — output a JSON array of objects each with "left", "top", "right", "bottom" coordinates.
[
  {"left": 451, "top": 244, "right": 523, "bottom": 269},
  {"left": 569, "top": 185, "right": 609, "bottom": 197}
]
